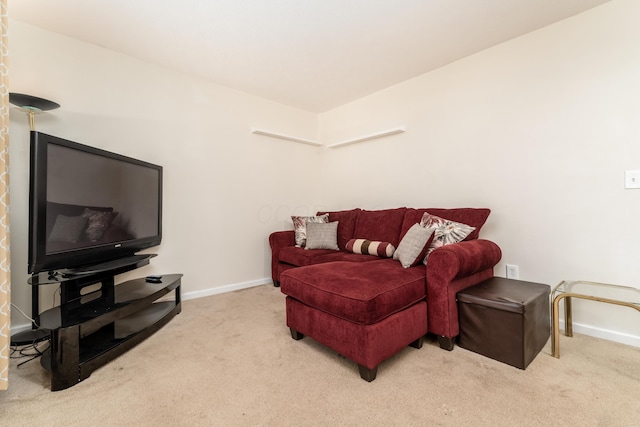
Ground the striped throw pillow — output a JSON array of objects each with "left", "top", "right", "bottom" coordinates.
[{"left": 346, "top": 238, "right": 395, "bottom": 258}]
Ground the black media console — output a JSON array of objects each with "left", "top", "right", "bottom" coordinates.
[{"left": 29, "top": 255, "right": 181, "bottom": 391}]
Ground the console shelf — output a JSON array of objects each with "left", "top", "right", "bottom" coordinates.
[{"left": 39, "top": 273, "right": 182, "bottom": 391}]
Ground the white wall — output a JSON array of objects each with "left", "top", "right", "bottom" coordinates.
[
  {"left": 8, "top": 21, "right": 321, "bottom": 330},
  {"left": 319, "top": 0, "right": 640, "bottom": 346}
]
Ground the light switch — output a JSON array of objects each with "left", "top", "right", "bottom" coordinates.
[{"left": 625, "top": 170, "right": 640, "bottom": 189}]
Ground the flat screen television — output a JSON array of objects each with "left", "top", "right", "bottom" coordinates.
[{"left": 28, "top": 131, "right": 162, "bottom": 275}]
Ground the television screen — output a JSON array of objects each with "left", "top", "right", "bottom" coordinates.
[{"left": 29, "top": 132, "right": 162, "bottom": 274}]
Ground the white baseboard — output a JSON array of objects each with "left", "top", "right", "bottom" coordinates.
[
  {"left": 10, "top": 277, "right": 273, "bottom": 336},
  {"left": 13, "top": 280, "right": 639, "bottom": 350},
  {"left": 180, "top": 277, "right": 271, "bottom": 300},
  {"left": 559, "top": 320, "right": 640, "bottom": 348}
]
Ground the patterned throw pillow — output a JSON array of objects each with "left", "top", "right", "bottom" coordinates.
[
  {"left": 291, "top": 214, "right": 329, "bottom": 247},
  {"left": 305, "top": 221, "right": 339, "bottom": 250},
  {"left": 420, "top": 213, "right": 475, "bottom": 265},
  {"left": 346, "top": 238, "right": 395, "bottom": 258},
  {"left": 82, "top": 208, "right": 118, "bottom": 241},
  {"left": 393, "top": 223, "right": 435, "bottom": 268}
]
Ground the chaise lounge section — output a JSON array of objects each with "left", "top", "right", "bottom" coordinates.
[{"left": 270, "top": 207, "right": 502, "bottom": 380}]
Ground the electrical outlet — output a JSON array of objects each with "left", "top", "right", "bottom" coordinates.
[
  {"left": 506, "top": 264, "right": 519, "bottom": 279},
  {"left": 625, "top": 170, "right": 640, "bottom": 189}
]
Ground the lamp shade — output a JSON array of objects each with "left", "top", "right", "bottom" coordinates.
[
  {"left": 9, "top": 92, "right": 60, "bottom": 111},
  {"left": 9, "top": 93, "right": 60, "bottom": 130}
]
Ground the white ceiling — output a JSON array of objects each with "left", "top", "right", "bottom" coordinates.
[{"left": 9, "top": 0, "right": 611, "bottom": 113}]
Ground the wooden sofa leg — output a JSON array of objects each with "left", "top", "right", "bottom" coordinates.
[
  {"left": 358, "top": 364, "right": 378, "bottom": 382},
  {"left": 273, "top": 280, "right": 280, "bottom": 287},
  {"left": 290, "top": 328, "right": 304, "bottom": 340},
  {"left": 437, "top": 336, "right": 455, "bottom": 351},
  {"left": 409, "top": 337, "right": 424, "bottom": 349}
]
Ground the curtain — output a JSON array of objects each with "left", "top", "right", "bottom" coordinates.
[{"left": 0, "top": 0, "right": 10, "bottom": 391}]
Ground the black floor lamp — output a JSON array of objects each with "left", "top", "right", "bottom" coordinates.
[
  {"left": 9, "top": 92, "right": 60, "bottom": 130},
  {"left": 9, "top": 92, "right": 60, "bottom": 346}
]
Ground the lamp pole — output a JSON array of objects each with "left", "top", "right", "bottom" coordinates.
[{"left": 8, "top": 93, "right": 60, "bottom": 347}]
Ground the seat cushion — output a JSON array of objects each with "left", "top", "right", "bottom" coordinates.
[
  {"left": 279, "top": 246, "right": 336, "bottom": 266},
  {"left": 280, "top": 259, "right": 427, "bottom": 325},
  {"left": 279, "top": 246, "right": 377, "bottom": 267}
]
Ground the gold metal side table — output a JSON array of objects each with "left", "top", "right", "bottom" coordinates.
[{"left": 551, "top": 280, "right": 640, "bottom": 358}]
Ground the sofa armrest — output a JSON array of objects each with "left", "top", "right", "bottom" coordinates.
[
  {"left": 269, "top": 230, "right": 296, "bottom": 285},
  {"left": 427, "top": 239, "right": 502, "bottom": 283},
  {"left": 426, "top": 239, "right": 502, "bottom": 339}
]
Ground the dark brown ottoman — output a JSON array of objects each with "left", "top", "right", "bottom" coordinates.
[{"left": 456, "top": 277, "right": 550, "bottom": 369}]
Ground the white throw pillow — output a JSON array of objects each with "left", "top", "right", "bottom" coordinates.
[
  {"left": 393, "top": 223, "right": 434, "bottom": 268},
  {"left": 304, "top": 221, "right": 339, "bottom": 250},
  {"left": 291, "top": 214, "right": 329, "bottom": 247}
]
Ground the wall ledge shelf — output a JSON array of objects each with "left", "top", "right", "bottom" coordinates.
[
  {"left": 251, "top": 126, "right": 406, "bottom": 148},
  {"left": 251, "top": 129, "right": 322, "bottom": 146},
  {"left": 327, "top": 127, "right": 405, "bottom": 148}
]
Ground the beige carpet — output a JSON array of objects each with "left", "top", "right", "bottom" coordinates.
[{"left": 2, "top": 283, "right": 639, "bottom": 426}]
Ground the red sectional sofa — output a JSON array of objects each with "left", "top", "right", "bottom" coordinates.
[{"left": 269, "top": 207, "right": 502, "bottom": 381}]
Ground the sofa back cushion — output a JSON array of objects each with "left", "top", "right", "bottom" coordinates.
[
  {"left": 317, "top": 208, "right": 361, "bottom": 250},
  {"left": 353, "top": 208, "right": 407, "bottom": 247},
  {"left": 400, "top": 208, "right": 490, "bottom": 241}
]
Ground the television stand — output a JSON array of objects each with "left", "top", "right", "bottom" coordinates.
[
  {"left": 32, "top": 263, "right": 181, "bottom": 391},
  {"left": 61, "top": 254, "right": 157, "bottom": 276}
]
